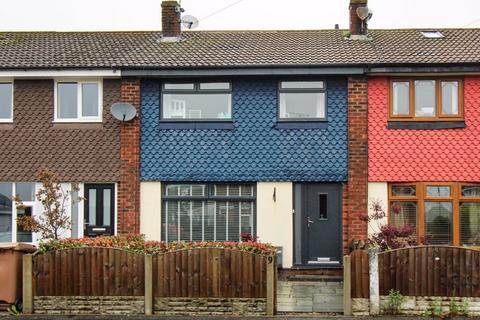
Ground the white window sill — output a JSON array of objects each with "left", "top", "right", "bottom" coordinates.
[
  {"left": 53, "top": 119, "right": 102, "bottom": 123},
  {"left": 0, "top": 119, "right": 13, "bottom": 123}
]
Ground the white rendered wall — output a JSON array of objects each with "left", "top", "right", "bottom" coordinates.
[
  {"left": 256, "top": 182, "right": 293, "bottom": 268},
  {"left": 140, "top": 182, "right": 162, "bottom": 241},
  {"left": 367, "top": 182, "right": 389, "bottom": 236}
]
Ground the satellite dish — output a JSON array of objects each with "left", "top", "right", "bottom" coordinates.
[
  {"left": 367, "top": 9, "right": 373, "bottom": 21},
  {"left": 110, "top": 102, "right": 137, "bottom": 122},
  {"left": 182, "top": 15, "right": 199, "bottom": 29},
  {"left": 356, "top": 6, "right": 370, "bottom": 20}
]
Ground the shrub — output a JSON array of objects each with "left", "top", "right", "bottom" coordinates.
[
  {"left": 383, "top": 289, "right": 405, "bottom": 315},
  {"left": 38, "top": 234, "right": 277, "bottom": 256}
]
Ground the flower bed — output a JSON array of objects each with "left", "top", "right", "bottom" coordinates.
[{"left": 38, "top": 234, "right": 277, "bottom": 256}]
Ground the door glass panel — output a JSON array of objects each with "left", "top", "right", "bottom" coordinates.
[
  {"left": 88, "top": 189, "right": 96, "bottom": 226},
  {"left": 425, "top": 201, "right": 452, "bottom": 245},
  {"left": 103, "top": 189, "right": 111, "bottom": 226},
  {"left": 17, "top": 206, "right": 32, "bottom": 242},
  {"left": 319, "top": 194, "right": 327, "bottom": 220},
  {"left": 0, "top": 183, "right": 12, "bottom": 242}
]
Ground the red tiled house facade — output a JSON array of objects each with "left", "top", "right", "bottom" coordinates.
[{"left": 368, "top": 75, "right": 480, "bottom": 246}]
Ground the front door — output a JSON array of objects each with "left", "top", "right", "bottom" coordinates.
[
  {"left": 84, "top": 184, "right": 115, "bottom": 237},
  {"left": 294, "top": 183, "right": 342, "bottom": 266}
]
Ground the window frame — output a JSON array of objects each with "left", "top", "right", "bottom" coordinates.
[
  {"left": 53, "top": 79, "right": 103, "bottom": 123},
  {"left": 161, "top": 182, "right": 257, "bottom": 242},
  {"left": 389, "top": 78, "right": 464, "bottom": 121},
  {"left": 160, "top": 81, "right": 233, "bottom": 122},
  {"left": 388, "top": 182, "right": 480, "bottom": 246},
  {"left": 277, "top": 80, "right": 327, "bottom": 122},
  {"left": 0, "top": 80, "right": 14, "bottom": 123}
]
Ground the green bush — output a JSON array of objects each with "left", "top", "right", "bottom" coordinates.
[
  {"left": 383, "top": 289, "right": 405, "bottom": 315},
  {"left": 38, "top": 234, "right": 277, "bottom": 256}
]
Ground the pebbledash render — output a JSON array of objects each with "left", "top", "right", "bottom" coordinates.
[{"left": 0, "top": 0, "right": 480, "bottom": 273}]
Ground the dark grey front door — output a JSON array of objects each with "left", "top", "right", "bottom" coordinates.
[
  {"left": 294, "top": 183, "right": 342, "bottom": 266},
  {"left": 84, "top": 184, "right": 115, "bottom": 237}
]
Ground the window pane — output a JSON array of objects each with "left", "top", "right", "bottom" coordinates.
[
  {"left": 426, "top": 186, "right": 451, "bottom": 197},
  {"left": 392, "top": 81, "right": 410, "bottom": 116},
  {"left": 279, "top": 92, "right": 325, "bottom": 119},
  {"left": 199, "top": 82, "right": 230, "bottom": 90},
  {"left": 164, "top": 201, "right": 178, "bottom": 241},
  {"left": 391, "top": 185, "right": 416, "bottom": 197},
  {"left": 460, "top": 202, "right": 480, "bottom": 246},
  {"left": 179, "top": 201, "right": 190, "bottom": 240},
  {"left": 425, "top": 201, "right": 452, "bottom": 245},
  {"left": 204, "top": 201, "right": 215, "bottom": 241},
  {"left": 0, "top": 183, "right": 12, "bottom": 242},
  {"left": 441, "top": 81, "right": 459, "bottom": 115},
  {"left": 88, "top": 189, "right": 96, "bottom": 226},
  {"left": 390, "top": 201, "right": 417, "bottom": 233},
  {"left": 462, "top": 186, "right": 480, "bottom": 197},
  {"left": 163, "top": 93, "right": 231, "bottom": 119},
  {"left": 164, "top": 83, "right": 195, "bottom": 90},
  {"left": 281, "top": 81, "right": 324, "bottom": 89},
  {"left": 414, "top": 80, "right": 436, "bottom": 117},
  {"left": 214, "top": 185, "right": 228, "bottom": 197},
  {"left": 240, "top": 202, "right": 254, "bottom": 237},
  {"left": 0, "top": 83, "right": 13, "bottom": 119},
  {"left": 16, "top": 183, "right": 35, "bottom": 201},
  {"left": 17, "top": 206, "right": 32, "bottom": 242},
  {"left": 82, "top": 83, "right": 99, "bottom": 117},
  {"left": 57, "top": 83, "right": 78, "bottom": 119},
  {"left": 165, "top": 184, "right": 180, "bottom": 196},
  {"left": 71, "top": 189, "right": 79, "bottom": 239},
  {"left": 227, "top": 202, "right": 240, "bottom": 241},
  {"left": 241, "top": 184, "right": 253, "bottom": 196},
  {"left": 103, "top": 189, "right": 111, "bottom": 226},
  {"left": 216, "top": 201, "right": 227, "bottom": 241},
  {"left": 191, "top": 201, "right": 204, "bottom": 241}
]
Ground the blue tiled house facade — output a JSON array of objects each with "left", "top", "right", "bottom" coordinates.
[
  {"left": 141, "top": 79, "right": 348, "bottom": 182},
  {"left": 140, "top": 77, "right": 349, "bottom": 268}
]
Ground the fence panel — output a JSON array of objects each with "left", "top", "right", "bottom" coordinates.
[
  {"left": 32, "top": 247, "right": 145, "bottom": 296},
  {"left": 152, "top": 248, "right": 269, "bottom": 298},
  {"left": 378, "top": 246, "right": 480, "bottom": 297},
  {"left": 350, "top": 249, "right": 369, "bottom": 299}
]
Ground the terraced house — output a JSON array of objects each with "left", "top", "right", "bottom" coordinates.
[{"left": 0, "top": 0, "right": 479, "bottom": 284}]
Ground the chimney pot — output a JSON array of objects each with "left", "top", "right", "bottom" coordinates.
[
  {"left": 349, "top": 0, "right": 368, "bottom": 36},
  {"left": 162, "top": 0, "right": 181, "bottom": 39}
]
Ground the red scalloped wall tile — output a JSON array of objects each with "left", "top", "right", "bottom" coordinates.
[{"left": 368, "top": 76, "right": 480, "bottom": 182}]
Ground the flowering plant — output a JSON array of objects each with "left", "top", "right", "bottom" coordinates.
[{"left": 38, "top": 234, "right": 277, "bottom": 256}]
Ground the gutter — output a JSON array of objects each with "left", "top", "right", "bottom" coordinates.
[{"left": 0, "top": 68, "right": 121, "bottom": 78}]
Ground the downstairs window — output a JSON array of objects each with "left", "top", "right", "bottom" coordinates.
[{"left": 162, "top": 183, "right": 255, "bottom": 242}]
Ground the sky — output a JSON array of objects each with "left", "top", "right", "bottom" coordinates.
[{"left": 0, "top": 0, "right": 479, "bottom": 31}]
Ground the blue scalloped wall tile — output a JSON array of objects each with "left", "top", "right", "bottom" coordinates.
[{"left": 141, "top": 79, "right": 348, "bottom": 182}]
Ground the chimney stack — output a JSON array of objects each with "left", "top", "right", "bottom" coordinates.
[
  {"left": 349, "top": 0, "right": 368, "bottom": 36},
  {"left": 161, "top": 0, "right": 182, "bottom": 39}
]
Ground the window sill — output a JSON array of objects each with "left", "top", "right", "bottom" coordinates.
[
  {"left": 159, "top": 121, "right": 234, "bottom": 130},
  {"left": 52, "top": 123, "right": 103, "bottom": 129},
  {"left": 387, "top": 121, "right": 466, "bottom": 130},
  {"left": 275, "top": 121, "right": 328, "bottom": 129}
]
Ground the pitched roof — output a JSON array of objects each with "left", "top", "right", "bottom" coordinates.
[{"left": 0, "top": 29, "right": 479, "bottom": 69}]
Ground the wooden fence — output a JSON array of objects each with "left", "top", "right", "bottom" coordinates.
[
  {"left": 23, "top": 246, "right": 276, "bottom": 316},
  {"left": 379, "top": 246, "right": 480, "bottom": 297}
]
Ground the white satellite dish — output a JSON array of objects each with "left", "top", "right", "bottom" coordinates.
[
  {"left": 182, "top": 15, "right": 199, "bottom": 29},
  {"left": 356, "top": 6, "right": 370, "bottom": 20},
  {"left": 110, "top": 102, "right": 137, "bottom": 122}
]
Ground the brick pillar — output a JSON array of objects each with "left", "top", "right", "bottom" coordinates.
[
  {"left": 344, "top": 76, "right": 368, "bottom": 252},
  {"left": 118, "top": 78, "right": 141, "bottom": 234}
]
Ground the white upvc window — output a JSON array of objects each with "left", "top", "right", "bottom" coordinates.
[
  {"left": 0, "top": 81, "right": 13, "bottom": 122},
  {"left": 54, "top": 80, "right": 103, "bottom": 122}
]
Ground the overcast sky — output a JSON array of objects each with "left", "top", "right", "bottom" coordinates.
[{"left": 0, "top": 0, "right": 479, "bottom": 31}]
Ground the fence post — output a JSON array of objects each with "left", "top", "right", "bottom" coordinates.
[
  {"left": 343, "top": 255, "right": 352, "bottom": 315},
  {"left": 22, "top": 254, "right": 33, "bottom": 314},
  {"left": 368, "top": 247, "right": 380, "bottom": 315},
  {"left": 144, "top": 255, "right": 153, "bottom": 316},
  {"left": 266, "top": 255, "right": 276, "bottom": 316}
]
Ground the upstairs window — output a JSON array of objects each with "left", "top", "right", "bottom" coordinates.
[
  {"left": 55, "top": 80, "right": 102, "bottom": 122},
  {"left": 390, "top": 79, "right": 463, "bottom": 121},
  {"left": 0, "top": 82, "right": 13, "bottom": 122},
  {"left": 278, "top": 81, "right": 326, "bottom": 120},
  {"left": 161, "top": 82, "right": 232, "bottom": 120}
]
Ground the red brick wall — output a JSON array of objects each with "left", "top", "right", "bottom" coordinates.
[
  {"left": 344, "top": 76, "right": 368, "bottom": 251},
  {"left": 369, "top": 76, "right": 480, "bottom": 182},
  {"left": 161, "top": 1, "right": 181, "bottom": 38},
  {"left": 118, "top": 78, "right": 141, "bottom": 234}
]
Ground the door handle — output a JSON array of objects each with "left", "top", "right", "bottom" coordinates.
[{"left": 307, "top": 216, "right": 314, "bottom": 228}]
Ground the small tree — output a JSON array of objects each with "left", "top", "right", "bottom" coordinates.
[
  {"left": 14, "top": 170, "right": 82, "bottom": 240},
  {"left": 357, "top": 200, "right": 417, "bottom": 251}
]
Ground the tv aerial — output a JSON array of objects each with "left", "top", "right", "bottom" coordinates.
[
  {"left": 182, "top": 15, "right": 199, "bottom": 29},
  {"left": 110, "top": 102, "right": 137, "bottom": 122}
]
